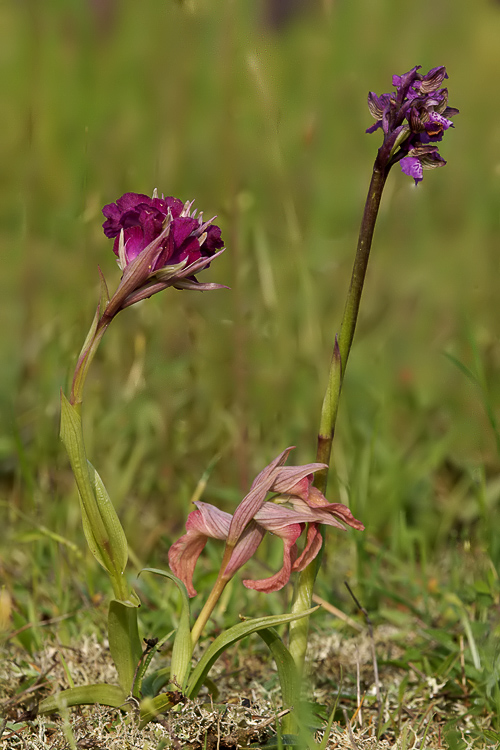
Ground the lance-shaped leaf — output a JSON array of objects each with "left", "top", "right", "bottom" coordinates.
[
  {"left": 38, "top": 684, "right": 127, "bottom": 715},
  {"left": 140, "top": 568, "right": 193, "bottom": 691},
  {"left": 257, "top": 627, "right": 299, "bottom": 731},
  {"left": 60, "top": 392, "right": 129, "bottom": 600},
  {"left": 185, "top": 607, "right": 319, "bottom": 699},
  {"left": 108, "top": 599, "right": 143, "bottom": 694}
]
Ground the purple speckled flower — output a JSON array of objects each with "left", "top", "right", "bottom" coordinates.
[
  {"left": 367, "top": 66, "right": 458, "bottom": 184},
  {"left": 101, "top": 190, "right": 225, "bottom": 312}
]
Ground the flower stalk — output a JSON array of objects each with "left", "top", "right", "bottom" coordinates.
[
  {"left": 190, "top": 547, "right": 234, "bottom": 647},
  {"left": 318, "top": 164, "right": 389, "bottom": 480},
  {"left": 288, "top": 65, "right": 458, "bottom": 672},
  {"left": 61, "top": 190, "right": 225, "bottom": 693}
]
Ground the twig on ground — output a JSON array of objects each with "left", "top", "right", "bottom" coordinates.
[
  {"left": 312, "top": 594, "right": 364, "bottom": 632},
  {"left": 344, "top": 582, "right": 381, "bottom": 708},
  {"left": 342, "top": 707, "right": 360, "bottom": 750}
]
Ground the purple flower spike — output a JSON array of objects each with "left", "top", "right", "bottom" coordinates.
[
  {"left": 101, "top": 190, "right": 225, "bottom": 314},
  {"left": 367, "top": 66, "right": 458, "bottom": 184}
]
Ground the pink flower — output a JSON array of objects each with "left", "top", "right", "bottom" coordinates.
[
  {"left": 103, "top": 192, "right": 224, "bottom": 272},
  {"left": 101, "top": 191, "right": 226, "bottom": 315},
  {"left": 168, "top": 448, "right": 364, "bottom": 595}
]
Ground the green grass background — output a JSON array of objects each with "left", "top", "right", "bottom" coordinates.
[{"left": 1, "top": 0, "right": 500, "bottom": 734}]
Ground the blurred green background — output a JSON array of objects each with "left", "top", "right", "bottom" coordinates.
[{"left": 1, "top": 0, "right": 500, "bottom": 622}]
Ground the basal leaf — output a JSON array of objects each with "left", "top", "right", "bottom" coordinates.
[
  {"left": 108, "top": 599, "right": 143, "bottom": 694},
  {"left": 140, "top": 567, "right": 192, "bottom": 690},
  {"left": 38, "top": 684, "right": 127, "bottom": 714},
  {"left": 186, "top": 606, "right": 319, "bottom": 698}
]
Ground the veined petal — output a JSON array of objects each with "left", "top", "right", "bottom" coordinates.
[
  {"left": 292, "top": 523, "right": 323, "bottom": 571},
  {"left": 167, "top": 502, "right": 231, "bottom": 597},
  {"left": 400, "top": 156, "right": 424, "bottom": 184},
  {"left": 190, "top": 501, "right": 232, "bottom": 539},
  {"left": 249, "top": 447, "right": 295, "bottom": 491},
  {"left": 256, "top": 499, "right": 360, "bottom": 532},
  {"left": 167, "top": 525, "right": 208, "bottom": 598},
  {"left": 242, "top": 522, "right": 301, "bottom": 592},
  {"left": 227, "top": 447, "right": 294, "bottom": 545},
  {"left": 222, "top": 522, "right": 266, "bottom": 579},
  {"left": 269, "top": 463, "right": 327, "bottom": 498}
]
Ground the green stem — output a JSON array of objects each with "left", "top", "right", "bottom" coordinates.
[
  {"left": 70, "top": 322, "right": 109, "bottom": 410},
  {"left": 337, "top": 166, "right": 389, "bottom": 380},
  {"left": 190, "top": 547, "right": 233, "bottom": 647},
  {"left": 288, "top": 161, "right": 389, "bottom": 672}
]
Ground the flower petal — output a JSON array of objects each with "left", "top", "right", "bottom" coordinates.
[
  {"left": 242, "top": 522, "right": 301, "bottom": 592},
  {"left": 223, "top": 522, "right": 266, "bottom": 579},
  {"left": 367, "top": 66, "right": 457, "bottom": 183},
  {"left": 102, "top": 191, "right": 225, "bottom": 304},
  {"left": 168, "top": 502, "right": 231, "bottom": 597},
  {"left": 400, "top": 156, "right": 423, "bottom": 184},
  {"left": 167, "top": 523, "right": 208, "bottom": 598},
  {"left": 292, "top": 523, "right": 323, "bottom": 571},
  {"left": 269, "top": 463, "right": 327, "bottom": 498},
  {"left": 227, "top": 447, "right": 294, "bottom": 545}
]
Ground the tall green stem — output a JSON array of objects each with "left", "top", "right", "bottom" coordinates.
[
  {"left": 190, "top": 546, "right": 234, "bottom": 647},
  {"left": 288, "top": 161, "right": 389, "bottom": 671}
]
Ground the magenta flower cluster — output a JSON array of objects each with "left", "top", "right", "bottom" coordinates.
[
  {"left": 367, "top": 66, "right": 458, "bottom": 184},
  {"left": 100, "top": 191, "right": 225, "bottom": 314},
  {"left": 103, "top": 192, "right": 223, "bottom": 272}
]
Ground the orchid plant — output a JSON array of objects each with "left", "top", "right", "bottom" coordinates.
[
  {"left": 39, "top": 66, "right": 457, "bottom": 734},
  {"left": 288, "top": 64, "right": 458, "bottom": 671}
]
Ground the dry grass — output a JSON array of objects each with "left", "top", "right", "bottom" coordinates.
[{"left": 2, "top": 625, "right": 494, "bottom": 749}]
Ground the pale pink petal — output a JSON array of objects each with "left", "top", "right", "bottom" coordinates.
[
  {"left": 317, "top": 502, "right": 365, "bottom": 531},
  {"left": 227, "top": 447, "right": 294, "bottom": 545},
  {"left": 303, "top": 485, "right": 330, "bottom": 508},
  {"left": 292, "top": 523, "right": 323, "bottom": 571},
  {"left": 191, "top": 501, "right": 232, "bottom": 539},
  {"left": 285, "top": 497, "right": 364, "bottom": 531},
  {"left": 249, "top": 447, "right": 295, "bottom": 492},
  {"left": 223, "top": 522, "right": 266, "bottom": 579},
  {"left": 254, "top": 502, "right": 312, "bottom": 530},
  {"left": 168, "top": 502, "right": 232, "bottom": 597},
  {"left": 270, "top": 464, "right": 327, "bottom": 498},
  {"left": 168, "top": 524, "right": 208, "bottom": 598},
  {"left": 243, "top": 523, "right": 301, "bottom": 592}
]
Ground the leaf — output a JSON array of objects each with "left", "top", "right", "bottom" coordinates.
[
  {"left": 60, "top": 392, "right": 129, "bottom": 598},
  {"left": 186, "top": 606, "right": 319, "bottom": 698},
  {"left": 108, "top": 600, "right": 143, "bottom": 694},
  {"left": 88, "top": 460, "right": 129, "bottom": 577},
  {"left": 139, "top": 692, "right": 184, "bottom": 729},
  {"left": 257, "top": 627, "right": 299, "bottom": 736},
  {"left": 38, "top": 684, "right": 127, "bottom": 715},
  {"left": 134, "top": 630, "right": 175, "bottom": 698},
  {"left": 139, "top": 568, "right": 192, "bottom": 690},
  {"left": 257, "top": 627, "right": 299, "bottom": 705},
  {"left": 443, "top": 352, "right": 479, "bottom": 387},
  {"left": 97, "top": 266, "right": 111, "bottom": 315}
]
